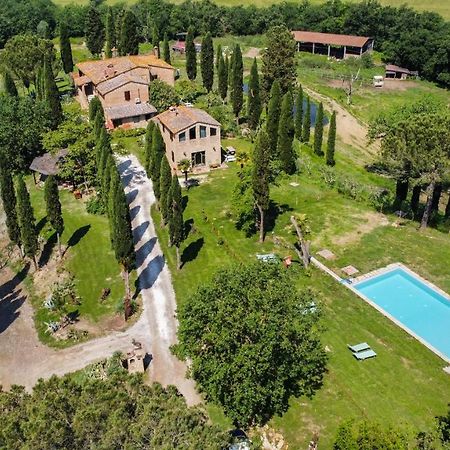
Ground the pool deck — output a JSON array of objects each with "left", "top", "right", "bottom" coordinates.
[{"left": 311, "top": 258, "right": 450, "bottom": 365}]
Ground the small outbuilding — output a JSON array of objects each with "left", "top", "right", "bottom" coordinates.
[
  {"left": 385, "top": 64, "right": 418, "bottom": 80},
  {"left": 29, "top": 149, "right": 68, "bottom": 183}
]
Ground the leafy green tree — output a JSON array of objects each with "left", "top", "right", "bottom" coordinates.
[
  {"left": 261, "top": 25, "right": 297, "bottom": 100},
  {"left": 2, "top": 71, "right": 18, "bottom": 96},
  {"left": 247, "top": 58, "right": 261, "bottom": 130},
  {"left": 89, "top": 96, "right": 104, "bottom": 123},
  {"left": 149, "top": 79, "right": 180, "bottom": 113},
  {"left": 159, "top": 155, "right": 172, "bottom": 225},
  {"left": 85, "top": 5, "right": 105, "bottom": 56},
  {"left": 265, "top": 80, "right": 281, "bottom": 156},
  {"left": 152, "top": 25, "right": 160, "bottom": 58},
  {"left": 168, "top": 175, "right": 184, "bottom": 269},
  {"left": 277, "top": 91, "right": 296, "bottom": 174},
  {"left": 149, "top": 125, "right": 165, "bottom": 202},
  {"left": 200, "top": 32, "right": 214, "bottom": 92},
  {"left": 15, "top": 176, "right": 38, "bottom": 269},
  {"left": 174, "top": 262, "right": 327, "bottom": 427},
  {"left": 144, "top": 120, "right": 155, "bottom": 177},
  {"left": 314, "top": 102, "right": 324, "bottom": 156},
  {"left": 302, "top": 96, "right": 311, "bottom": 143},
  {"left": 162, "top": 33, "right": 171, "bottom": 64},
  {"left": 217, "top": 52, "right": 227, "bottom": 102},
  {"left": 333, "top": 420, "right": 358, "bottom": 450},
  {"left": 294, "top": 86, "right": 303, "bottom": 140},
  {"left": 252, "top": 129, "right": 270, "bottom": 242},
  {"left": 43, "top": 54, "right": 63, "bottom": 130},
  {"left": 105, "top": 7, "right": 116, "bottom": 59},
  {"left": 186, "top": 27, "right": 197, "bottom": 81},
  {"left": 44, "top": 175, "right": 64, "bottom": 258},
  {"left": 0, "top": 161, "right": 21, "bottom": 251},
  {"left": 59, "top": 22, "right": 73, "bottom": 74},
  {"left": 118, "top": 10, "right": 139, "bottom": 56},
  {"left": 178, "top": 158, "right": 191, "bottom": 183},
  {"left": 326, "top": 111, "right": 336, "bottom": 166},
  {"left": 231, "top": 44, "right": 243, "bottom": 118}
]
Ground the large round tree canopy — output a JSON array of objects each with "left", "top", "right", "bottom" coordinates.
[{"left": 174, "top": 262, "right": 327, "bottom": 427}]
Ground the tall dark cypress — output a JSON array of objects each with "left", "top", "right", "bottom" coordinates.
[
  {"left": 102, "top": 154, "right": 115, "bottom": 212},
  {"left": 247, "top": 58, "right": 261, "bottom": 130},
  {"left": 224, "top": 54, "right": 230, "bottom": 89},
  {"left": 89, "top": 97, "right": 104, "bottom": 123},
  {"left": 314, "top": 102, "right": 324, "bottom": 156},
  {"left": 163, "top": 33, "right": 171, "bottom": 64},
  {"left": 43, "top": 55, "right": 63, "bottom": 130},
  {"left": 294, "top": 86, "right": 303, "bottom": 140},
  {"left": 59, "top": 22, "right": 74, "bottom": 74},
  {"left": 144, "top": 120, "right": 155, "bottom": 177},
  {"left": 168, "top": 175, "right": 184, "bottom": 270},
  {"left": 93, "top": 110, "right": 105, "bottom": 140},
  {"left": 326, "top": 111, "right": 336, "bottom": 166},
  {"left": 159, "top": 155, "right": 172, "bottom": 225},
  {"left": 3, "top": 71, "right": 18, "bottom": 96},
  {"left": 44, "top": 175, "right": 64, "bottom": 258},
  {"left": 85, "top": 6, "right": 105, "bottom": 56},
  {"left": 0, "top": 162, "right": 21, "bottom": 249},
  {"left": 201, "top": 32, "right": 214, "bottom": 92},
  {"left": 185, "top": 27, "right": 197, "bottom": 81},
  {"left": 149, "top": 125, "right": 165, "bottom": 201},
  {"left": 228, "top": 50, "right": 234, "bottom": 87},
  {"left": 15, "top": 176, "right": 38, "bottom": 269},
  {"left": 265, "top": 80, "right": 281, "bottom": 156},
  {"left": 105, "top": 7, "right": 116, "bottom": 59},
  {"left": 277, "top": 92, "right": 296, "bottom": 174},
  {"left": 231, "top": 44, "right": 243, "bottom": 118},
  {"left": 218, "top": 52, "right": 227, "bottom": 102},
  {"left": 119, "top": 10, "right": 139, "bottom": 56},
  {"left": 302, "top": 96, "right": 311, "bottom": 143},
  {"left": 215, "top": 44, "right": 222, "bottom": 72},
  {"left": 152, "top": 25, "right": 160, "bottom": 58}
]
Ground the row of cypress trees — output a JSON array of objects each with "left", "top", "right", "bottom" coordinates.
[{"left": 143, "top": 121, "right": 185, "bottom": 270}]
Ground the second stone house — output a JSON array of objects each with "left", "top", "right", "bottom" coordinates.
[{"left": 153, "top": 106, "right": 221, "bottom": 172}]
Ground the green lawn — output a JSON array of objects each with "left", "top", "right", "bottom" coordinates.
[{"left": 130, "top": 134, "right": 450, "bottom": 447}]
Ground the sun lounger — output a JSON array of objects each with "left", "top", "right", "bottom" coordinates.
[
  {"left": 353, "top": 349, "right": 377, "bottom": 360},
  {"left": 348, "top": 342, "right": 370, "bottom": 353}
]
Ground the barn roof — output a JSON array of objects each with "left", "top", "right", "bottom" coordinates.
[
  {"left": 385, "top": 64, "right": 411, "bottom": 74},
  {"left": 154, "top": 106, "right": 220, "bottom": 134},
  {"left": 29, "top": 149, "right": 69, "bottom": 176},
  {"left": 105, "top": 102, "right": 157, "bottom": 120},
  {"left": 292, "top": 31, "right": 371, "bottom": 48}
]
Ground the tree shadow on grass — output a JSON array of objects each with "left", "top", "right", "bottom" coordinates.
[
  {"left": 39, "top": 232, "right": 57, "bottom": 268},
  {"left": 181, "top": 237, "right": 204, "bottom": 268},
  {"left": 35, "top": 216, "right": 47, "bottom": 234},
  {"left": 184, "top": 218, "right": 194, "bottom": 237},
  {"left": 182, "top": 195, "right": 189, "bottom": 212},
  {"left": 66, "top": 225, "right": 91, "bottom": 251},
  {"left": 265, "top": 201, "right": 294, "bottom": 233}
]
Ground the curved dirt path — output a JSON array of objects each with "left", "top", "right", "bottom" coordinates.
[{"left": 0, "top": 156, "right": 200, "bottom": 406}]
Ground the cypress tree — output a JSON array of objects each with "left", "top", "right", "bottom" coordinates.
[
  {"left": 186, "top": 27, "right": 197, "bottom": 81},
  {"left": 44, "top": 175, "right": 64, "bottom": 258},
  {"left": 144, "top": 120, "right": 155, "bottom": 177},
  {"left": 159, "top": 155, "right": 172, "bottom": 225},
  {"left": 105, "top": 7, "right": 116, "bottom": 59},
  {"left": 168, "top": 175, "right": 184, "bottom": 270},
  {"left": 302, "top": 96, "right": 311, "bottom": 143},
  {"left": 265, "top": 80, "right": 281, "bottom": 156},
  {"left": 43, "top": 55, "right": 63, "bottom": 130},
  {"left": 35, "top": 66, "right": 45, "bottom": 101},
  {"left": 93, "top": 110, "right": 105, "bottom": 140},
  {"left": 152, "top": 25, "right": 160, "bottom": 59},
  {"left": 314, "top": 102, "right": 324, "bottom": 156},
  {"left": 119, "top": 10, "right": 139, "bottom": 56},
  {"left": 85, "top": 6, "right": 105, "bottom": 56},
  {"left": 252, "top": 129, "right": 271, "bottom": 243},
  {"left": 231, "top": 44, "right": 243, "bottom": 118},
  {"left": 294, "top": 86, "right": 303, "bottom": 140},
  {"left": 96, "top": 126, "right": 110, "bottom": 188},
  {"left": 326, "top": 111, "right": 336, "bottom": 166},
  {"left": 0, "top": 162, "right": 21, "bottom": 250},
  {"left": 59, "top": 22, "right": 73, "bottom": 74},
  {"left": 277, "top": 92, "right": 296, "bottom": 174},
  {"left": 228, "top": 50, "right": 234, "bottom": 88},
  {"left": 102, "top": 154, "right": 115, "bottom": 212},
  {"left": 215, "top": 44, "right": 222, "bottom": 72},
  {"left": 108, "top": 167, "right": 120, "bottom": 247},
  {"left": 163, "top": 33, "right": 171, "bottom": 64},
  {"left": 247, "top": 58, "right": 261, "bottom": 130},
  {"left": 218, "top": 52, "right": 227, "bottom": 102},
  {"left": 149, "top": 125, "right": 165, "bottom": 201},
  {"left": 15, "top": 176, "right": 38, "bottom": 269},
  {"left": 89, "top": 97, "right": 104, "bottom": 123},
  {"left": 3, "top": 71, "right": 18, "bottom": 96},
  {"left": 224, "top": 54, "right": 229, "bottom": 89},
  {"left": 201, "top": 32, "right": 214, "bottom": 92}
]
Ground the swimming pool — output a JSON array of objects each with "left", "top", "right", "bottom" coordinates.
[{"left": 352, "top": 266, "right": 450, "bottom": 362}]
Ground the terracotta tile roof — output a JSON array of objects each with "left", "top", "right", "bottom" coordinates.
[
  {"left": 96, "top": 74, "right": 149, "bottom": 95},
  {"left": 292, "top": 31, "right": 371, "bottom": 48},
  {"left": 385, "top": 64, "right": 411, "bottom": 74},
  {"left": 73, "top": 74, "right": 90, "bottom": 87},
  {"left": 154, "top": 106, "right": 221, "bottom": 134},
  {"left": 105, "top": 102, "right": 157, "bottom": 120},
  {"left": 76, "top": 54, "right": 174, "bottom": 86}
]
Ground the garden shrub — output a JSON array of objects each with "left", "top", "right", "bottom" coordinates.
[{"left": 86, "top": 195, "right": 106, "bottom": 215}]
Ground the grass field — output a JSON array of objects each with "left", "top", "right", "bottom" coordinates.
[{"left": 109, "top": 132, "right": 450, "bottom": 447}]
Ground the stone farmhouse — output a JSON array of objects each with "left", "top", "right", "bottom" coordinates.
[
  {"left": 153, "top": 106, "right": 221, "bottom": 172},
  {"left": 72, "top": 54, "right": 175, "bottom": 129}
]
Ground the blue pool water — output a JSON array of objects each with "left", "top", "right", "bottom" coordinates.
[{"left": 354, "top": 268, "right": 450, "bottom": 360}]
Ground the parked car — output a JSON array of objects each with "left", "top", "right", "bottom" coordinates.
[{"left": 224, "top": 154, "right": 236, "bottom": 163}]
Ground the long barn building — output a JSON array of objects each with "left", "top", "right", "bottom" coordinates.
[{"left": 292, "top": 31, "right": 374, "bottom": 59}]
